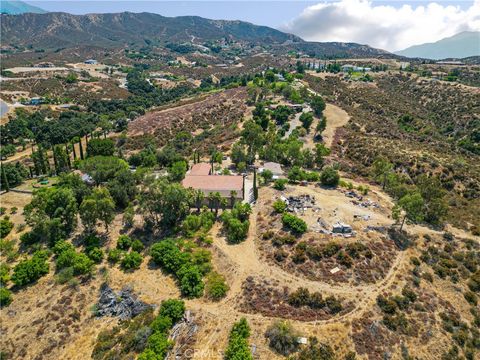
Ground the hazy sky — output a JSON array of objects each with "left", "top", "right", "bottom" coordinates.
[{"left": 26, "top": 0, "right": 480, "bottom": 51}]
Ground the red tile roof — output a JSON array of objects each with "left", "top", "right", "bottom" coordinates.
[
  {"left": 182, "top": 175, "right": 243, "bottom": 192},
  {"left": 189, "top": 163, "right": 211, "bottom": 176}
]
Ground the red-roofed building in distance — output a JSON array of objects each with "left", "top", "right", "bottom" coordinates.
[
  {"left": 182, "top": 163, "right": 246, "bottom": 203},
  {"left": 189, "top": 162, "right": 212, "bottom": 176}
]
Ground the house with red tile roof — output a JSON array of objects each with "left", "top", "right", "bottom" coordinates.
[{"left": 182, "top": 163, "right": 244, "bottom": 201}]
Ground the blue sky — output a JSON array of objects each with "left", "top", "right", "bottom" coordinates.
[{"left": 25, "top": 0, "right": 480, "bottom": 51}]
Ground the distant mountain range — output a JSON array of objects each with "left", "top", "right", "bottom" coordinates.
[
  {"left": 0, "top": 1, "right": 46, "bottom": 14},
  {"left": 395, "top": 31, "right": 480, "bottom": 60},
  {"left": 0, "top": 12, "right": 391, "bottom": 58},
  {"left": 1, "top": 12, "right": 300, "bottom": 48}
]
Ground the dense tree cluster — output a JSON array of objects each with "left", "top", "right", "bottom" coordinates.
[
  {"left": 150, "top": 239, "right": 211, "bottom": 298},
  {"left": 221, "top": 202, "right": 252, "bottom": 243},
  {"left": 11, "top": 250, "right": 49, "bottom": 286}
]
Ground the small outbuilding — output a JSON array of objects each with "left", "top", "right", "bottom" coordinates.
[
  {"left": 73, "top": 170, "right": 95, "bottom": 186},
  {"left": 332, "top": 222, "right": 353, "bottom": 234},
  {"left": 260, "top": 162, "right": 284, "bottom": 178}
]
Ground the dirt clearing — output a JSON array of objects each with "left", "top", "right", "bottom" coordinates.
[{"left": 323, "top": 104, "right": 350, "bottom": 147}]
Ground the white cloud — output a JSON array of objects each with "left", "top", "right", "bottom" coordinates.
[{"left": 281, "top": 0, "right": 480, "bottom": 51}]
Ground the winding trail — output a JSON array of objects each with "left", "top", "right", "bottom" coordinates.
[{"left": 187, "top": 201, "right": 409, "bottom": 326}]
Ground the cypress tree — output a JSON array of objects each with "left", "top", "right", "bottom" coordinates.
[
  {"left": 72, "top": 141, "right": 77, "bottom": 159},
  {"left": 52, "top": 146, "right": 59, "bottom": 174},
  {"left": 1, "top": 164, "right": 9, "bottom": 192},
  {"left": 65, "top": 144, "right": 72, "bottom": 169},
  {"left": 79, "top": 139, "right": 84, "bottom": 160},
  {"left": 253, "top": 168, "right": 258, "bottom": 200}
]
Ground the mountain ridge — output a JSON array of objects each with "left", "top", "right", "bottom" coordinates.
[
  {"left": 0, "top": 11, "right": 392, "bottom": 58},
  {"left": 0, "top": 0, "right": 46, "bottom": 14},
  {"left": 395, "top": 31, "right": 480, "bottom": 60},
  {"left": 0, "top": 11, "right": 301, "bottom": 48}
]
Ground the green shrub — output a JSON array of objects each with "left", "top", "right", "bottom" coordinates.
[
  {"left": 57, "top": 249, "right": 94, "bottom": 276},
  {"left": 177, "top": 265, "right": 204, "bottom": 298},
  {"left": 0, "top": 287, "right": 12, "bottom": 307},
  {"left": 468, "top": 271, "right": 480, "bottom": 293},
  {"left": 182, "top": 212, "right": 216, "bottom": 237},
  {"left": 52, "top": 240, "right": 75, "bottom": 256},
  {"left": 145, "top": 332, "right": 172, "bottom": 358},
  {"left": 295, "top": 337, "right": 336, "bottom": 360},
  {"left": 322, "top": 242, "right": 341, "bottom": 257},
  {"left": 273, "top": 200, "right": 287, "bottom": 213},
  {"left": 222, "top": 217, "right": 250, "bottom": 244},
  {"left": 0, "top": 217, "right": 14, "bottom": 238},
  {"left": 325, "top": 295, "right": 343, "bottom": 314},
  {"left": 11, "top": 250, "right": 50, "bottom": 286},
  {"left": 265, "top": 320, "right": 300, "bottom": 356},
  {"left": 88, "top": 247, "right": 104, "bottom": 263},
  {"left": 150, "top": 240, "right": 210, "bottom": 299},
  {"left": 131, "top": 239, "right": 144, "bottom": 252},
  {"left": 158, "top": 299, "right": 185, "bottom": 323},
  {"left": 107, "top": 249, "right": 123, "bottom": 263},
  {"left": 72, "top": 253, "right": 95, "bottom": 275},
  {"left": 282, "top": 213, "right": 307, "bottom": 234},
  {"left": 0, "top": 239, "right": 17, "bottom": 262},
  {"left": 84, "top": 234, "right": 101, "bottom": 250},
  {"left": 320, "top": 167, "right": 340, "bottom": 187},
  {"left": 273, "top": 179, "right": 288, "bottom": 190},
  {"left": 225, "top": 318, "right": 252, "bottom": 360},
  {"left": 138, "top": 349, "right": 159, "bottom": 360},
  {"left": 221, "top": 203, "right": 251, "bottom": 244},
  {"left": 191, "top": 248, "right": 212, "bottom": 275},
  {"left": 121, "top": 251, "right": 143, "bottom": 270},
  {"left": 288, "top": 287, "right": 326, "bottom": 309},
  {"left": 205, "top": 272, "right": 229, "bottom": 300},
  {"left": 464, "top": 291, "right": 478, "bottom": 305},
  {"left": 150, "top": 316, "right": 172, "bottom": 334},
  {"left": 56, "top": 267, "right": 74, "bottom": 284},
  {"left": 150, "top": 239, "right": 190, "bottom": 274},
  {"left": 117, "top": 235, "right": 132, "bottom": 250},
  {"left": 0, "top": 263, "right": 10, "bottom": 285}
]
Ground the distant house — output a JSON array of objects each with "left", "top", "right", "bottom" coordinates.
[
  {"left": 182, "top": 162, "right": 244, "bottom": 201},
  {"left": 84, "top": 59, "right": 97, "bottom": 65},
  {"left": 29, "top": 97, "right": 44, "bottom": 105},
  {"left": 341, "top": 64, "right": 355, "bottom": 72},
  {"left": 189, "top": 163, "right": 211, "bottom": 176},
  {"left": 73, "top": 170, "right": 94, "bottom": 186},
  {"left": 286, "top": 104, "right": 303, "bottom": 112},
  {"left": 259, "top": 162, "right": 284, "bottom": 179},
  {"left": 437, "top": 60, "right": 464, "bottom": 66},
  {"left": 341, "top": 64, "right": 371, "bottom": 72},
  {"left": 35, "top": 62, "right": 54, "bottom": 68}
]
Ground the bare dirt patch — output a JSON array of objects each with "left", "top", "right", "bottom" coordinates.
[{"left": 322, "top": 103, "right": 350, "bottom": 148}]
